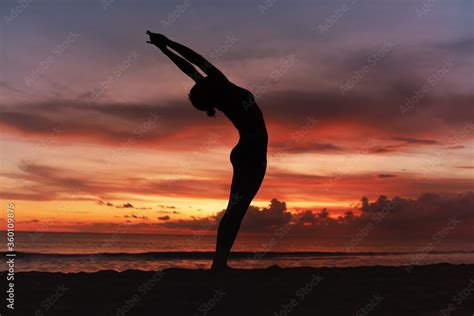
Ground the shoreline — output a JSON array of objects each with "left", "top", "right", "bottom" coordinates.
[{"left": 9, "top": 263, "right": 474, "bottom": 315}]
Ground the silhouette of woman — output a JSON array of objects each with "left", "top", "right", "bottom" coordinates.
[{"left": 147, "top": 31, "right": 267, "bottom": 271}]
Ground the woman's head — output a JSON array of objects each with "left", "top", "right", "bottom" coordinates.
[{"left": 188, "top": 77, "right": 219, "bottom": 117}]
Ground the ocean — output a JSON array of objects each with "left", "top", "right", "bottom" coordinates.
[{"left": 2, "top": 232, "right": 473, "bottom": 272}]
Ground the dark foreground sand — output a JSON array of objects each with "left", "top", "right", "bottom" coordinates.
[{"left": 7, "top": 264, "right": 474, "bottom": 316}]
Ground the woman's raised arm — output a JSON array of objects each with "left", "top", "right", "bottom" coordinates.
[
  {"left": 161, "top": 47, "right": 204, "bottom": 82},
  {"left": 147, "top": 31, "right": 203, "bottom": 82},
  {"left": 166, "top": 39, "right": 227, "bottom": 80},
  {"left": 147, "top": 31, "right": 227, "bottom": 80}
]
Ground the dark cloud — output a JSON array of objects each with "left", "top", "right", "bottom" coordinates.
[
  {"left": 47, "top": 192, "right": 473, "bottom": 247},
  {"left": 309, "top": 39, "right": 473, "bottom": 134},
  {"left": 271, "top": 141, "right": 344, "bottom": 154},
  {"left": 225, "top": 198, "right": 292, "bottom": 231},
  {"left": 115, "top": 203, "right": 150, "bottom": 210},
  {"left": 265, "top": 90, "right": 472, "bottom": 138},
  {"left": 124, "top": 214, "right": 148, "bottom": 220},
  {"left": 355, "top": 192, "right": 474, "bottom": 238},
  {"left": 360, "top": 195, "right": 401, "bottom": 214},
  {"left": 1, "top": 76, "right": 472, "bottom": 151},
  {"left": 378, "top": 174, "right": 396, "bottom": 178},
  {"left": 435, "top": 38, "right": 474, "bottom": 55},
  {"left": 158, "top": 216, "right": 170, "bottom": 221},
  {"left": 158, "top": 210, "right": 180, "bottom": 214},
  {"left": 160, "top": 198, "right": 292, "bottom": 232},
  {"left": 447, "top": 145, "right": 465, "bottom": 150},
  {"left": 0, "top": 162, "right": 230, "bottom": 201},
  {"left": 0, "top": 101, "right": 218, "bottom": 149},
  {"left": 369, "top": 146, "right": 397, "bottom": 154},
  {"left": 272, "top": 135, "right": 447, "bottom": 157},
  {"left": 117, "top": 203, "right": 134, "bottom": 209},
  {"left": 2, "top": 162, "right": 472, "bottom": 204},
  {"left": 0, "top": 80, "right": 26, "bottom": 94},
  {"left": 160, "top": 217, "right": 215, "bottom": 231},
  {"left": 154, "top": 193, "right": 474, "bottom": 244},
  {"left": 157, "top": 205, "right": 176, "bottom": 209},
  {"left": 391, "top": 137, "right": 439, "bottom": 145},
  {"left": 367, "top": 136, "right": 440, "bottom": 154}
]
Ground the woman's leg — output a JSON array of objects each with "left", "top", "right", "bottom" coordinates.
[{"left": 212, "top": 165, "right": 265, "bottom": 270}]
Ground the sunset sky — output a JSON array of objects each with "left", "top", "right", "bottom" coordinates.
[{"left": 0, "top": 1, "right": 472, "bottom": 240}]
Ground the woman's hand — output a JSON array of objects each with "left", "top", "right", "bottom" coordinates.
[{"left": 146, "top": 31, "right": 168, "bottom": 49}]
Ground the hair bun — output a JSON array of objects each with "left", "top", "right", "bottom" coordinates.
[{"left": 206, "top": 108, "right": 216, "bottom": 117}]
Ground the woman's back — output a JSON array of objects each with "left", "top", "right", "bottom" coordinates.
[{"left": 219, "top": 81, "right": 268, "bottom": 138}]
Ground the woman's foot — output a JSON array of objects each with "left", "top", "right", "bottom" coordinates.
[{"left": 210, "top": 260, "right": 231, "bottom": 273}]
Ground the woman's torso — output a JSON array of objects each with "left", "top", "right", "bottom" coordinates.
[
  {"left": 219, "top": 81, "right": 268, "bottom": 166},
  {"left": 220, "top": 81, "right": 267, "bottom": 135}
]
